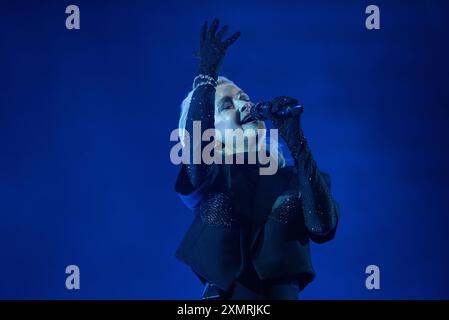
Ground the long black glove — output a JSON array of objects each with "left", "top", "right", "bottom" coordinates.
[
  {"left": 266, "top": 96, "right": 339, "bottom": 242},
  {"left": 196, "top": 19, "right": 241, "bottom": 78},
  {"left": 185, "top": 19, "right": 241, "bottom": 188}
]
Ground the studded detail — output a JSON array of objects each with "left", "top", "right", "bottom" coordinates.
[
  {"left": 269, "top": 195, "right": 301, "bottom": 224},
  {"left": 198, "top": 192, "right": 235, "bottom": 228},
  {"left": 299, "top": 167, "right": 338, "bottom": 235}
]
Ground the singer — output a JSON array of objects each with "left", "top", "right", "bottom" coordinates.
[{"left": 174, "top": 19, "right": 340, "bottom": 300}]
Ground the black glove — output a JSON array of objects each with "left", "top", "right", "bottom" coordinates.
[
  {"left": 264, "top": 96, "right": 305, "bottom": 161},
  {"left": 267, "top": 96, "right": 300, "bottom": 116},
  {"left": 196, "top": 18, "right": 241, "bottom": 78}
]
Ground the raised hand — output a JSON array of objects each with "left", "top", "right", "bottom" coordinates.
[{"left": 197, "top": 18, "right": 241, "bottom": 77}]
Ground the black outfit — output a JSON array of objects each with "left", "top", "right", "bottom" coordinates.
[
  {"left": 175, "top": 19, "right": 339, "bottom": 299},
  {"left": 174, "top": 85, "right": 340, "bottom": 300}
]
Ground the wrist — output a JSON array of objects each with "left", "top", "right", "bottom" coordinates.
[
  {"left": 198, "top": 66, "right": 218, "bottom": 80},
  {"left": 192, "top": 74, "right": 218, "bottom": 91}
]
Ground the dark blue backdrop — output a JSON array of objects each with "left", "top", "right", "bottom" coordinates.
[{"left": 1, "top": 0, "right": 448, "bottom": 299}]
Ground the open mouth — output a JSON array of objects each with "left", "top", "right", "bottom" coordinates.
[{"left": 241, "top": 115, "right": 256, "bottom": 125}]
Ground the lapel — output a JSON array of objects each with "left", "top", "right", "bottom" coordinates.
[{"left": 250, "top": 165, "right": 293, "bottom": 249}]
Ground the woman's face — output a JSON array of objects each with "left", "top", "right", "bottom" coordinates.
[{"left": 214, "top": 82, "right": 265, "bottom": 151}]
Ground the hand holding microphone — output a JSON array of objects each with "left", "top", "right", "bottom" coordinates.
[
  {"left": 249, "top": 96, "right": 306, "bottom": 161},
  {"left": 250, "top": 96, "right": 304, "bottom": 121}
]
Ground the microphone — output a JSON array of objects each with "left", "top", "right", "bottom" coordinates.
[{"left": 249, "top": 102, "right": 304, "bottom": 120}]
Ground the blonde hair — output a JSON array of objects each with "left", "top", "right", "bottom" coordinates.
[{"left": 178, "top": 76, "right": 287, "bottom": 167}]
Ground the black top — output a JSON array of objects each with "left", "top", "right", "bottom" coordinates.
[
  {"left": 175, "top": 74, "right": 339, "bottom": 293},
  {"left": 174, "top": 152, "right": 338, "bottom": 293}
]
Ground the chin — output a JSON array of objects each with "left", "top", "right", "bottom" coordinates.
[
  {"left": 244, "top": 120, "right": 265, "bottom": 131},
  {"left": 242, "top": 123, "right": 263, "bottom": 140}
]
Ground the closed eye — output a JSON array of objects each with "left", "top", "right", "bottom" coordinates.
[
  {"left": 220, "top": 97, "right": 234, "bottom": 111},
  {"left": 222, "top": 103, "right": 234, "bottom": 111}
]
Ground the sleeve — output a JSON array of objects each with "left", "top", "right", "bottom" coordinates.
[
  {"left": 184, "top": 74, "right": 218, "bottom": 189},
  {"left": 273, "top": 116, "right": 339, "bottom": 244},
  {"left": 301, "top": 169, "right": 340, "bottom": 244},
  {"left": 174, "top": 163, "right": 219, "bottom": 211},
  {"left": 296, "top": 140, "right": 340, "bottom": 243}
]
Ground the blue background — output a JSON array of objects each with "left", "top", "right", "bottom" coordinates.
[{"left": 1, "top": 0, "right": 448, "bottom": 299}]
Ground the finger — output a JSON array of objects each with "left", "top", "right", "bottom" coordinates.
[
  {"left": 215, "top": 25, "right": 229, "bottom": 40},
  {"left": 224, "top": 31, "right": 241, "bottom": 47},
  {"left": 276, "top": 96, "right": 299, "bottom": 107},
  {"left": 208, "top": 18, "right": 219, "bottom": 39},
  {"left": 200, "top": 21, "right": 207, "bottom": 43}
]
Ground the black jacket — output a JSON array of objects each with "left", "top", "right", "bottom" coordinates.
[{"left": 174, "top": 155, "right": 339, "bottom": 292}]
